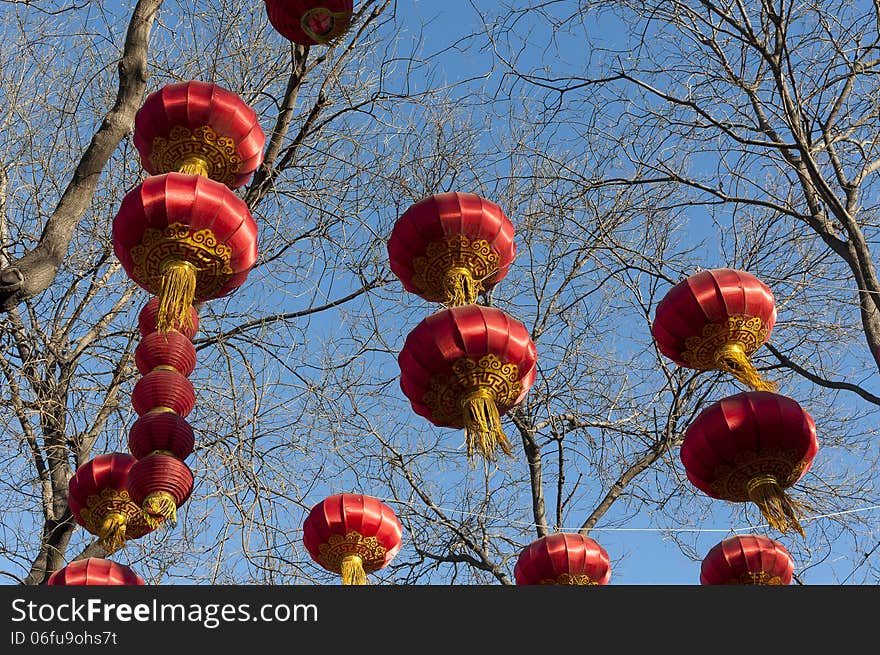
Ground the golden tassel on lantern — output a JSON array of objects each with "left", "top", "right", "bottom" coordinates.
[
  {"left": 340, "top": 555, "right": 367, "bottom": 586},
  {"left": 442, "top": 267, "right": 482, "bottom": 307},
  {"left": 177, "top": 155, "right": 210, "bottom": 178},
  {"left": 142, "top": 491, "right": 178, "bottom": 529},
  {"left": 747, "top": 475, "right": 807, "bottom": 537},
  {"left": 157, "top": 260, "right": 198, "bottom": 335},
  {"left": 97, "top": 512, "right": 128, "bottom": 554},
  {"left": 715, "top": 342, "right": 777, "bottom": 392},
  {"left": 461, "top": 388, "right": 514, "bottom": 464}
]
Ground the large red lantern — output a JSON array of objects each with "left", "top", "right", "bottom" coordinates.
[
  {"left": 302, "top": 493, "right": 403, "bottom": 585},
  {"left": 652, "top": 268, "right": 777, "bottom": 391},
  {"left": 700, "top": 534, "right": 794, "bottom": 585},
  {"left": 388, "top": 192, "right": 516, "bottom": 307},
  {"left": 514, "top": 533, "right": 611, "bottom": 585},
  {"left": 47, "top": 558, "right": 145, "bottom": 586},
  {"left": 127, "top": 453, "right": 194, "bottom": 527},
  {"left": 67, "top": 453, "right": 155, "bottom": 553},
  {"left": 264, "top": 0, "right": 354, "bottom": 46},
  {"left": 680, "top": 391, "right": 819, "bottom": 536},
  {"left": 133, "top": 81, "right": 265, "bottom": 188},
  {"left": 112, "top": 173, "right": 258, "bottom": 333},
  {"left": 398, "top": 304, "right": 537, "bottom": 463}
]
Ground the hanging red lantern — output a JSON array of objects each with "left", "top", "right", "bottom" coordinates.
[
  {"left": 700, "top": 534, "right": 794, "bottom": 585},
  {"left": 113, "top": 172, "right": 258, "bottom": 334},
  {"left": 47, "top": 558, "right": 145, "bottom": 586},
  {"left": 127, "top": 453, "right": 194, "bottom": 527},
  {"left": 651, "top": 268, "right": 777, "bottom": 391},
  {"left": 133, "top": 80, "right": 265, "bottom": 188},
  {"left": 138, "top": 296, "right": 199, "bottom": 339},
  {"left": 131, "top": 369, "right": 196, "bottom": 418},
  {"left": 680, "top": 391, "right": 819, "bottom": 536},
  {"left": 128, "top": 412, "right": 195, "bottom": 461},
  {"left": 398, "top": 304, "right": 537, "bottom": 463},
  {"left": 387, "top": 192, "right": 517, "bottom": 307},
  {"left": 302, "top": 493, "right": 403, "bottom": 585},
  {"left": 135, "top": 330, "right": 197, "bottom": 377},
  {"left": 514, "top": 533, "right": 611, "bottom": 585},
  {"left": 263, "top": 0, "right": 354, "bottom": 46},
  {"left": 67, "top": 453, "right": 155, "bottom": 553}
]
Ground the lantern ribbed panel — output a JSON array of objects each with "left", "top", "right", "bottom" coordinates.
[
  {"left": 700, "top": 535, "right": 794, "bottom": 585},
  {"left": 514, "top": 533, "right": 611, "bottom": 585},
  {"left": 67, "top": 453, "right": 136, "bottom": 518},
  {"left": 135, "top": 331, "right": 197, "bottom": 377},
  {"left": 131, "top": 369, "right": 196, "bottom": 418},
  {"left": 47, "top": 558, "right": 145, "bottom": 586},
  {"left": 387, "top": 192, "right": 516, "bottom": 304},
  {"left": 127, "top": 412, "right": 195, "bottom": 461},
  {"left": 397, "top": 305, "right": 537, "bottom": 426},
  {"left": 264, "top": 0, "right": 354, "bottom": 46},
  {"left": 112, "top": 173, "right": 258, "bottom": 302},
  {"left": 127, "top": 453, "right": 194, "bottom": 510},
  {"left": 302, "top": 493, "right": 403, "bottom": 573},
  {"left": 138, "top": 297, "right": 199, "bottom": 339},
  {"left": 134, "top": 81, "right": 265, "bottom": 188}
]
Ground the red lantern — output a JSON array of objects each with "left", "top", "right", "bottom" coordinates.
[
  {"left": 47, "top": 558, "right": 145, "bottom": 586},
  {"left": 138, "top": 296, "right": 199, "bottom": 339},
  {"left": 302, "top": 493, "right": 403, "bottom": 585},
  {"left": 135, "top": 330, "right": 197, "bottom": 377},
  {"left": 67, "top": 453, "right": 155, "bottom": 553},
  {"left": 700, "top": 534, "right": 794, "bottom": 585},
  {"left": 398, "top": 304, "right": 537, "bottom": 463},
  {"left": 514, "top": 533, "right": 611, "bottom": 585},
  {"left": 127, "top": 453, "right": 194, "bottom": 527},
  {"left": 113, "top": 173, "right": 258, "bottom": 334},
  {"left": 131, "top": 369, "right": 196, "bottom": 418},
  {"left": 133, "top": 80, "right": 265, "bottom": 188},
  {"left": 387, "top": 192, "right": 516, "bottom": 306},
  {"left": 680, "top": 391, "right": 819, "bottom": 536},
  {"left": 128, "top": 412, "right": 195, "bottom": 461},
  {"left": 651, "top": 268, "right": 777, "bottom": 391},
  {"left": 264, "top": 0, "right": 354, "bottom": 46}
]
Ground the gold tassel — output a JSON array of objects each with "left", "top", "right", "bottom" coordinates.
[
  {"left": 340, "top": 554, "right": 367, "bottom": 585},
  {"left": 98, "top": 512, "right": 128, "bottom": 553},
  {"left": 177, "top": 155, "right": 210, "bottom": 178},
  {"left": 142, "top": 491, "right": 178, "bottom": 528},
  {"left": 715, "top": 342, "right": 777, "bottom": 392},
  {"left": 461, "top": 388, "right": 513, "bottom": 464},
  {"left": 747, "top": 474, "right": 807, "bottom": 537},
  {"left": 442, "top": 267, "right": 481, "bottom": 307},
  {"left": 157, "top": 260, "right": 197, "bottom": 335}
]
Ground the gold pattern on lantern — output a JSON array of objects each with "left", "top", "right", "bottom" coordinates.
[
  {"left": 709, "top": 449, "right": 806, "bottom": 502},
  {"left": 317, "top": 531, "right": 388, "bottom": 573},
  {"left": 411, "top": 236, "right": 500, "bottom": 305},
  {"left": 423, "top": 354, "right": 521, "bottom": 427},
  {"left": 540, "top": 573, "right": 598, "bottom": 585},
  {"left": 78, "top": 488, "right": 154, "bottom": 551},
  {"left": 732, "top": 571, "right": 784, "bottom": 585},
  {"left": 150, "top": 125, "right": 241, "bottom": 186},
  {"left": 130, "top": 223, "right": 233, "bottom": 299},
  {"left": 300, "top": 7, "right": 353, "bottom": 44}
]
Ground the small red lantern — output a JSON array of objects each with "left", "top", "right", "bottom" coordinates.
[
  {"left": 127, "top": 412, "right": 195, "bottom": 461},
  {"left": 113, "top": 173, "right": 258, "bottom": 334},
  {"left": 681, "top": 391, "right": 819, "bottom": 536},
  {"left": 264, "top": 0, "right": 354, "bottom": 46},
  {"left": 47, "top": 558, "right": 145, "bottom": 586},
  {"left": 700, "top": 534, "right": 794, "bottom": 585},
  {"left": 398, "top": 304, "right": 537, "bottom": 463},
  {"left": 135, "top": 330, "right": 197, "bottom": 377},
  {"left": 67, "top": 453, "right": 155, "bottom": 553},
  {"left": 138, "top": 296, "right": 199, "bottom": 339},
  {"left": 302, "top": 493, "right": 403, "bottom": 585},
  {"left": 652, "top": 268, "right": 777, "bottom": 391},
  {"left": 131, "top": 369, "right": 196, "bottom": 418},
  {"left": 387, "top": 192, "right": 516, "bottom": 306},
  {"left": 127, "top": 453, "right": 194, "bottom": 527},
  {"left": 514, "top": 533, "right": 611, "bottom": 585},
  {"left": 133, "top": 81, "right": 265, "bottom": 188}
]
